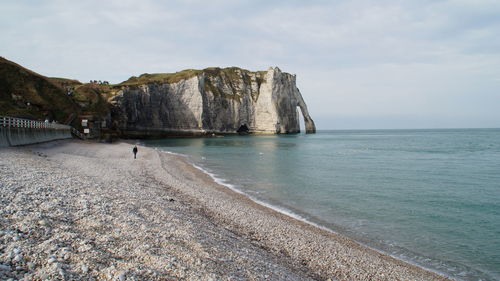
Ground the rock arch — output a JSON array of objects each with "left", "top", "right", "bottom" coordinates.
[{"left": 295, "top": 90, "right": 316, "bottom": 134}]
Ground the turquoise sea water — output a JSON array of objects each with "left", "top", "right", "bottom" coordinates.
[{"left": 144, "top": 129, "right": 500, "bottom": 280}]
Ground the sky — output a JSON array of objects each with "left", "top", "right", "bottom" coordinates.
[{"left": 1, "top": 0, "right": 500, "bottom": 129}]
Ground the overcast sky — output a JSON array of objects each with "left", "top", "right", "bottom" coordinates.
[{"left": 1, "top": 0, "right": 499, "bottom": 129}]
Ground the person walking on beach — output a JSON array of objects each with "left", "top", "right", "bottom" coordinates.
[{"left": 133, "top": 145, "right": 138, "bottom": 159}]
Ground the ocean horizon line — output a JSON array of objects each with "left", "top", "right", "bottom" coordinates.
[{"left": 314, "top": 127, "right": 500, "bottom": 131}]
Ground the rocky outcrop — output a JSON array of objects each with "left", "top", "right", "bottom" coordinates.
[{"left": 111, "top": 67, "right": 316, "bottom": 136}]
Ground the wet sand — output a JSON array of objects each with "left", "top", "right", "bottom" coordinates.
[{"left": 0, "top": 140, "right": 450, "bottom": 280}]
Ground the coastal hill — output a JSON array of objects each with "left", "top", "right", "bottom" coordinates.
[
  {"left": 0, "top": 57, "right": 80, "bottom": 124},
  {"left": 0, "top": 57, "right": 316, "bottom": 137},
  {"left": 0, "top": 57, "right": 111, "bottom": 127}
]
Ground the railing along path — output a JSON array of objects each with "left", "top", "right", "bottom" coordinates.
[
  {"left": 1, "top": 116, "right": 85, "bottom": 139},
  {"left": 1, "top": 116, "right": 69, "bottom": 130}
]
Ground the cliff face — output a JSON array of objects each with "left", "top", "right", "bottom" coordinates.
[
  {"left": 0, "top": 58, "right": 316, "bottom": 138},
  {"left": 111, "top": 67, "right": 316, "bottom": 136}
]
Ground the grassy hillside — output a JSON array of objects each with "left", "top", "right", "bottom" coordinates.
[
  {"left": 48, "top": 77, "right": 82, "bottom": 88},
  {"left": 0, "top": 57, "right": 116, "bottom": 125},
  {"left": 0, "top": 57, "right": 80, "bottom": 122},
  {"left": 71, "top": 83, "right": 117, "bottom": 118}
]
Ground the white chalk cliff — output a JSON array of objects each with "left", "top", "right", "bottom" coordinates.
[{"left": 111, "top": 67, "right": 316, "bottom": 136}]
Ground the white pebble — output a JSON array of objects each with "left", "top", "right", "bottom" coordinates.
[
  {"left": 117, "top": 271, "right": 126, "bottom": 281},
  {"left": 47, "top": 257, "right": 57, "bottom": 264},
  {"left": 81, "top": 264, "right": 89, "bottom": 273},
  {"left": 27, "top": 262, "right": 36, "bottom": 270},
  {"left": 13, "top": 254, "right": 23, "bottom": 262},
  {"left": 0, "top": 264, "right": 12, "bottom": 271}
]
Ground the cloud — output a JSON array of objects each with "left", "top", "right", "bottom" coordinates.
[{"left": 1, "top": 0, "right": 500, "bottom": 128}]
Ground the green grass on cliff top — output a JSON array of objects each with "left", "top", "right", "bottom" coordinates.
[
  {"left": 120, "top": 67, "right": 269, "bottom": 86},
  {"left": 48, "top": 77, "right": 82, "bottom": 86},
  {"left": 120, "top": 69, "right": 203, "bottom": 85}
]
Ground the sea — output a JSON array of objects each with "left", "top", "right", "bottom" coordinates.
[{"left": 144, "top": 129, "right": 500, "bottom": 281}]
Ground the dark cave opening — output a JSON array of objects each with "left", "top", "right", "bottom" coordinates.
[{"left": 237, "top": 124, "right": 249, "bottom": 134}]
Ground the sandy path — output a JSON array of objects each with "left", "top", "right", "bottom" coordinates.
[{"left": 0, "top": 140, "right": 450, "bottom": 280}]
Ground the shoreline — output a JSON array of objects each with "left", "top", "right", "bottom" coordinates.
[
  {"left": 153, "top": 146, "right": 455, "bottom": 280},
  {"left": 149, "top": 143, "right": 450, "bottom": 280},
  {"left": 0, "top": 140, "right": 450, "bottom": 280}
]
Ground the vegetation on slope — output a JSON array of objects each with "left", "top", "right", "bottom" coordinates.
[
  {"left": 48, "top": 77, "right": 82, "bottom": 88},
  {"left": 0, "top": 57, "right": 117, "bottom": 125},
  {"left": 120, "top": 69, "right": 203, "bottom": 85},
  {"left": 0, "top": 57, "right": 80, "bottom": 122},
  {"left": 71, "top": 84, "right": 117, "bottom": 118}
]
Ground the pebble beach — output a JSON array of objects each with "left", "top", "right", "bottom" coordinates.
[{"left": 0, "top": 140, "right": 450, "bottom": 280}]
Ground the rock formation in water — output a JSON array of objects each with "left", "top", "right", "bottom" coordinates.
[{"left": 111, "top": 67, "right": 316, "bottom": 136}]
